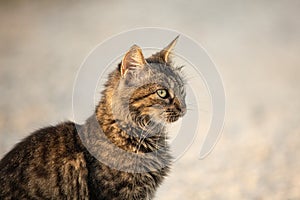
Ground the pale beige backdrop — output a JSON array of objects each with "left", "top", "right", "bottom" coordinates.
[{"left": 0, "top": 1, "right": 299, "bottom": 199}]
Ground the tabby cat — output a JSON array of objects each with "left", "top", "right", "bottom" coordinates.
[{"left": 0, "top": 36, "right": 186, "bottom": 199}]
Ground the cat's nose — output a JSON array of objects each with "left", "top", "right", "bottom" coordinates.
[
  {"left": 180, "top": 106, "right": 187, "bottom": 116},
  {"left": 174, "top": 98, "right": 186, "bottom": 116},
  {"left": 179, "top": 100, "right": 187, "bottom": 116}
]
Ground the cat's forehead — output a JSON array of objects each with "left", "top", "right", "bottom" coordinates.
[{"left": 146, "top": 62, "right": 185, "bottom": 91}]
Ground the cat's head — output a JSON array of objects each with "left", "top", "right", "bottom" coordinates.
[{"left": 111, "top": 37, "right": 186, "bottom": 128}]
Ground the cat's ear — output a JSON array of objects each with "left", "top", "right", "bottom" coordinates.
[
  {"left": 149, "top": 35, "right": 179, "bottom": 64},
  {"left": 120, "top": 45, "right": 146, "bottom": 77}
]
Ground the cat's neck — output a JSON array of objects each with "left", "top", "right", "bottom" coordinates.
[
  {"left": 94, "top": 99, "right": 167, "bottom": 152},
  {"left": 79, "top": 114, "right": 171, "bottom": 173}
]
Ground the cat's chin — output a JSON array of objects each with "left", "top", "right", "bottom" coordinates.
[
  {"left": 165, "top": 116, "right": 180, "bottom": 123},
  {"left": 150, "top": 116, "right": 179, "bottom": 124},
  {"left": 166, "top": 117, "right": 179, "bottom": 124}
]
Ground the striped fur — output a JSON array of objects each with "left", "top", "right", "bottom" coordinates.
[{"left": 0, "top": 39, "right": 186, "bottom": 199}]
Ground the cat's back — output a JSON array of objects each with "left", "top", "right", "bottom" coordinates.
[{"left": 0, "top": 122, "right": 89, "bottom": 199}]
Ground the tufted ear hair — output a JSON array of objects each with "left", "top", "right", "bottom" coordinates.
[
  {"left": 148, "top": 35, "right": 179, "bottom": 64},
  {"left": 120, "top": 45, "right": 146, "bottom": 77}
]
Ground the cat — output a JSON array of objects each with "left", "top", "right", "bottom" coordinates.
[{"left": 0, "top": 36, "right": 187, "bottom": 200}]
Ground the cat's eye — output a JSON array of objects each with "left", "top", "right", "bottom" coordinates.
[{"left": 156, "top": 89, "right": 169, "bottom": 99}]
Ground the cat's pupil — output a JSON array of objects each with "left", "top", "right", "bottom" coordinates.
[{"left": 157, "top": 89, "right": 168, "bottom": 99}]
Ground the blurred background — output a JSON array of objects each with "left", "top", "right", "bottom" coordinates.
[{"left": 0, "top": 0, "right": 299, "bottom": 199}]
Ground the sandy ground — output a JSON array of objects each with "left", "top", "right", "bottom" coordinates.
[{"left": 0, "top": 1, "right": 300, "bottom": 199}]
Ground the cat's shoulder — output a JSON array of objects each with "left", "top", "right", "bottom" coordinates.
[
  {"left": 0, "top": 121, "right": 83, "bottom": 166},
  {"left": 18, "top": 121, "right": 80, "bottom": 148}
]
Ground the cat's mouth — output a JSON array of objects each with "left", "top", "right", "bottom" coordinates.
[
  {"left": 163, "top": 106, "right": 186, "bottom": 123},
  {"left": 130, "top": 109, "right": 184, "bottom": 127},
  {"left": 166, "top": 116, "right": 179, "bottom": 123},
  {"left": 164, "top": 113, "right": 180, "bottom": 123},
  {"left": 163, "top": 106, "right": 188, "bottom": 123},
  {"left": 136, "top": 113, "right": 180, "bottom": 126}
]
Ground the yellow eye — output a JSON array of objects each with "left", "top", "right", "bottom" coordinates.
[{"left": 156, "top": 89, "right": 168, "bottom": 99}]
